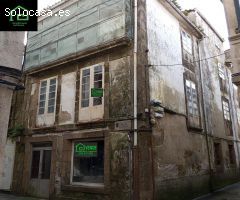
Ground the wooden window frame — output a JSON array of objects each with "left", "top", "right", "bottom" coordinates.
[{"left": 38, "top": 76, "right": 58, "bottom": 116}]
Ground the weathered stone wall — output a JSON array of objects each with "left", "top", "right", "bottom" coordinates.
[
  {"left": 0, "top": 86, "right": 13, "bottom": 189},
  {"left": 146, "top": 1, "right": 240, "bottom": 199},
  {"left": 11, "top": 43, "right": 133, "bottom": 199}
]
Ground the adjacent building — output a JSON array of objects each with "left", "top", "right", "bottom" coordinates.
[
  {"left": 0, "top": 32, "right": 25, "bottom": 190},
  {"left": 222, "top": 0, "right": 240, "bottom": 84},
  {"left": 10, "top": 0, "right": 240, "bottom": 199}
]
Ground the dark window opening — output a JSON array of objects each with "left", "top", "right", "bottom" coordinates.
[
  {"left": 228, "top": 144, "right": 236, "bottom": 165},
  {"left": 214, "top": 143, "right": 222, "bottom": 166}
]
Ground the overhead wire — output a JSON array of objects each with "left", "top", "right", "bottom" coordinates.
[{"left": 148, "top": 52, "right": 226, "bottom": 67}]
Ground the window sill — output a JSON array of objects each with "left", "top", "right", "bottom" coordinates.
[{"left": 61, "top": 184, "right": 107, "bottom": 194}]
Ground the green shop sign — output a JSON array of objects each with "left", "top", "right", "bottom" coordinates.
[
  {"left": 75, "top": 142, "right": 98, "bottom": 157},
  {"left": 91, "top": 88, "right": 104, "bottom": 97}
]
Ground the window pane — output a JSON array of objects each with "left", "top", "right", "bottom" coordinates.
[
  {"left": 48, "top": 106, "right": 54, "bottom": 113},
  {"left": 50, "top": 78, "right": 56, "bottom": 85},
  {"left": 81, "top": 100, "right": 89, "bottom": 108},
  {"left": 94, "top": 65, "right": 102, "bottom": 74},
  {"left": 40, "top": 87, "right": 47, "bottom": 94},
  {"left": 31, "top": 151, "right": 40, "bottom": 179},
  {"left": 94, "top": 74, "right": 102, "bottom": 82},
  {"left": 93, "top": 97, "right": 102, "bottom": 106},
  {"left": 49, "top": 85, "right": 56, "bottom": 93},
  {"left": 49, "top": 92, "right": 55, "bottom": 99},
  {"left": 39, "top": 107, "right": 45, "bottom": 115},
  {"left": 73, "top": 141, "right": 104, "bottom": 183},
  {"left": 81, "top": 69, "right": 90, "bottom": 108},
  {"left": 48, "top": 99, "right": 55, "bottom": 106},
  {"left": 39, "top": 101, "right": 45, "bottom": 108},
  {"left": 83, "top": 69, "right": 90, "bottom": 76},
  {"left": 40, "top": 94, "right": 46, "bottom": 101},
  {"left": 41, "top": 150, "right": 52, "bottom": 179},
  {"left": 94, "top": 81, "right": 102, "bottom": 89},
  {"left": 41, "top": 81, "right": 47, "bottom": 87}
]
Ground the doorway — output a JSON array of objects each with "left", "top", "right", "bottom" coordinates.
[{"left": 30, "top": 144, "right": 52, "bottom": 198}]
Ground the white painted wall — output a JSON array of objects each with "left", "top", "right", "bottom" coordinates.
[
  {"left": 146, "top": 0, "right": 186, "bottom": 114},
  {"left": 59, "top": 72, "right": 76, "bottom": 125},
  {"left": 0, "top": 32, "right": 25, "bottom": 70},
  {"left": 0, "top": 86, "right": 14, "bottom": 190},
  {"left": 0, "top": 140, "right": 16, "bottom": 190}
]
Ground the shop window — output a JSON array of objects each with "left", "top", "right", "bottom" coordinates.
[{"left": 72, "top": 140, "right": 104, "bottom": 184}]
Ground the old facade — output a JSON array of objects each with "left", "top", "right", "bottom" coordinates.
[
  {"left": 10, "top": 0, "right": 240, "bottom": 200},
  {"left": 0, "top": 32, "right": 25, "bottom": 190},
  {"left": 222, "top": 0, "right": 240, "bottom": 84}
]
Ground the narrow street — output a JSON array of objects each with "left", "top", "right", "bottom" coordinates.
[{"left": 195, "top": 182, "right": 240, "bottom": 200}]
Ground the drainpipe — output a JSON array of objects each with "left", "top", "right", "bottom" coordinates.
[
  {"left": 197, "top": 39, "right": 213, "bottom": 191},
  {"left": 132, "top": 0, "right": 138, "bottom": 199},
  {"left": 133, "top": 0, "right": 138, "bottom": 147}
]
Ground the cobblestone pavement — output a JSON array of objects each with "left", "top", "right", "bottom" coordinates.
[
  {"left": 0, "top": 192, "right": 44, "bottom": 200},
  {"left": 194, "top": 182, "right": 240, "bottom": 200}
]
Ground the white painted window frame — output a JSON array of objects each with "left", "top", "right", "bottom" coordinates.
[
  {"left": 222, "top": 100, "right": 231, "bottom": 121},
  {"left": 181, "top": 30, "right": 193, "bottom": 55},
  {"left": 79, "top": 63, "right": 104, "bottom": 122},
  {"left": 38, "top": 76, "right": 58, "bottom": 116},
  {"left": 185, "top": 79, "right": 199, "bottom": 117}
]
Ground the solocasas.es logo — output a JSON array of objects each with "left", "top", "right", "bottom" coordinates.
[{"left": 0, "top": 0, "right": 37, "bottom": 31}]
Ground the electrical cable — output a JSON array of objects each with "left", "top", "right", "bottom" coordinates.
[{"left": 148, "top": 52, "right": 226, "bottom": 67}]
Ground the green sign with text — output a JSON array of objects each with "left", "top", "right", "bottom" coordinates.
[
  {"left": 75, "top": 142, "right": 98, "bottom": 157},
  {"left": 91, "top": 88, "right": 104, "bottom": 97}
]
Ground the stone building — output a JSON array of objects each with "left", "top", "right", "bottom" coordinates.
[
  {"left": 222, "top": 0, "right": 240, "bottom": 84},
  {"left": 10, "top": 0, "right": 240, "bottom": 199},
  {"left": 0, "top": 32, "right": 25, "bottom": 190}
]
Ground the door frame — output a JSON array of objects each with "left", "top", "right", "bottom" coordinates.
[{"left": 29, "top": 144, "right": 52, "bottom": 198}]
